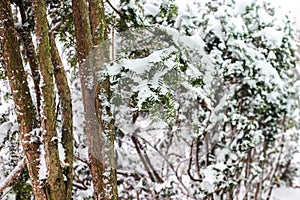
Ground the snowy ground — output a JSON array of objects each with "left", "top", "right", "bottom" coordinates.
[
  {"left": 257, "top": 0, "right": 300, "bottom": 199},
  {"left": 272, "top": 187, "right": 300, "bottom": 200},
  {"left": 272, "top": 136, "right": 300, "bottom": 199}
]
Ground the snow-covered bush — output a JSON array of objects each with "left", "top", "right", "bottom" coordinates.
[
  {"left": 93, "top": 0, "right": 300, "bottom": 199},
  {"left": 0, "top": 0, "right": 298, "bottom": 199}
]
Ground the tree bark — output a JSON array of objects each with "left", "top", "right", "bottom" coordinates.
[
  {"left": 72, "top": 0, "right": 118, "bottom": 198},
  {"left": 49, "top": 31, "right": 74, "bottom": 200},
  {"left": 0, "top": 2, "right": 46, "bottom": 199},
  {"left": 90, "top": 1, "right": 118, "bottom": 196},
  {"left": 90, "top": 0, "right": 118, "bottom": 197},
  {"left": 15, "top": 0, "right": 42, "bottom": 120},
  {"left": 89, "top": 0, "right": 107, "bottom": 45},
  {"left": 32, "top": 0, "right": 66, "bottom": 199}
]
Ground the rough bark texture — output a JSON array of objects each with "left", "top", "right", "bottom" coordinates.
[
  {"left": 90, "top": 0, "right": 118, "bottom": 197},
  {"left": 71, "top": 0, "right": 93, "bottom": 64},
  {"left": 72, "top": 0, "right": 118, "bottom": 198},
  {"left": 89, "top": 0, "right": 107, "bottom": 45},
  {"left": 0, "top": 2, "right": 46, "bottom": 199},
  {"left": 32, "top": 0, "right": 66, "bottom": 199},
  {"left": 15, "top": 0, "right": 42, "bottom": 120},
  {"left": 49, "top": 31, "right": 74, "bottom": 200},
  {"left": 17, "top": 26, "right": 42, "bottom": 119},
  {"left": 95, "top": 80, "right": 118, "bottom": 199}
]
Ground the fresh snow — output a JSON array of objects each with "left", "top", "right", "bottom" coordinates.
[
  {"left": 1, "top": 0, "right": 300, "bottom": 199},
  {"left": 272, "top": 187, "right": 300, "bottom": 200},
  {"left": 0, "top": 122, "right": 12, "bottom": 144},
  {"left": 38, "top": 142, "right": 47, "bottom": 181},
  {"left": 254, "top": 27, "right": 285, "bottom": 48},
  {"left": 144, "top": 4, "right": 160, "bottom": 17}
]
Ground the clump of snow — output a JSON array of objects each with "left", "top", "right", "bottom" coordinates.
[
  {"left": 254, "top": 27, "right": 284, "bottom": 48},
  {"left": 0, "top": 122, "right": 13, "bottom": 144},
  {"left": 255, "top": 60, "right": 284, "bottom": 87},
  {"left": 38, "top": 139, "right": 47, "bottom": 181},
  {"left": 144, "top": 4, "right": 160, "bottom": 17}
]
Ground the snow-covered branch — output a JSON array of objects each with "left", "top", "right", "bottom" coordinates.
[{"left": 0, "top": 158, "right": 26, "bottom": 193}]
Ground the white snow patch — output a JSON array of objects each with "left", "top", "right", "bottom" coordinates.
[
  {"left": 272, "top": 187, "right": 300, "bottom": 200},
  {"left": 144, "top": 4, "right": 160, "bottom": 16},
  {"left": 0, "top": 122, "right": 12, "bottom": 144},
  {"left": 255, "top": 27, "right": 284, "bottom": 48},
  {"left": 255, "top": 60, "right": 284, "bottom": 86},
  {"left": 39, "top": 144, "right": 47, "bottom": 180}
]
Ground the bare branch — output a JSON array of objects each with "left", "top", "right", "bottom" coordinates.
[
  {"left": 188, "top": 139, "right": 202, "bottom": 182},
  {"left": 0, "top": 158, "right": 26, "bottom": 193},
  {"left": 137, "top": 135, "right": 197, "bottom": 200},
  {"left": 105, "top": 0, "right": 124, "bottom": 18},
  {"left": 50, "top": 13, "right": 72, "bottom": 33},
  {"left": 75, "top": 154, "right": 90, "bottom": 167},
  {"left": 131, "top": 135, "right": 156, "bottom": 182}
]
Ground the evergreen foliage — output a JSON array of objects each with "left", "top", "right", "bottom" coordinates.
[{"left": 0, "top": 0, "right": 299, "bottom": 199}]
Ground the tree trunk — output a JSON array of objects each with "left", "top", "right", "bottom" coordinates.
[
  {"left": 89, "top": 0, "right": 107, "bottom": 45},
  {"left": 15, "top": 0, "right": 42, "bottom": 120},
  {"left": 0, "top": 2, "right": 46, "bottom": 199},
  {"left": 49, "top": 31, "right": 74, "bottom": 200},
  {"left": 90, "top": 1, "right": 118, "bottom": 196},
  {"left": 72, "top": 0, "right": 118, "bottom": 198},
  {"left": 32, "top": 0, "right": 66, "bottom": 199}
]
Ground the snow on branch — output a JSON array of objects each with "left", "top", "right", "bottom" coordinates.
[{"left": 0, "top": 158, "right": 26, "bottom": 193}]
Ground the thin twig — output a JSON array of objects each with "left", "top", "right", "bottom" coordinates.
[
  {"left": 188, "top": 139, "right": 201, "bottom": 182},
  {"left": 51, "top": 13, "right": 72, "bottom": 33},
  {"left": 73, "top": 172, "right": 89, "bottom": 190},
  {"left": 75, "top": 154, "right": 90, "bottom": 167},
  {"left": 105, "top": 0, "right": 124, "bottom": 17},
  {"left": 137, "top": 135, "right": 197, "bottom": 200},
  {"left": 131, "top": 135, "right": 156, "bottom": 182}
]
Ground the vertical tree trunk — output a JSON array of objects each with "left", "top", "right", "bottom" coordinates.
[
  {"left": 32, "top": 0, "right": 66, "bottom": 199},
  {"left": 0, "top": 2, "right": 46, "bottom": 199},
  {"left": 15, "top": 1, "right": 74, "bottom": 198},
  {"left": 72, "top": 0, "right": 105, "bottom": 198},
  {"left": 89, "top": 0, "right": 118, "bottom": 197},
  {"left": 15, "top": 0, "right": 42, "bottom": 120},
  {"left": 89, "top": 0, "right": 107, "bottom": 45},
  {"left": 72, "top": 0, "right": 118, "bottom": 198},
  {"left": 49, "top": 31, "right": 74, "bottom": 200}
]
